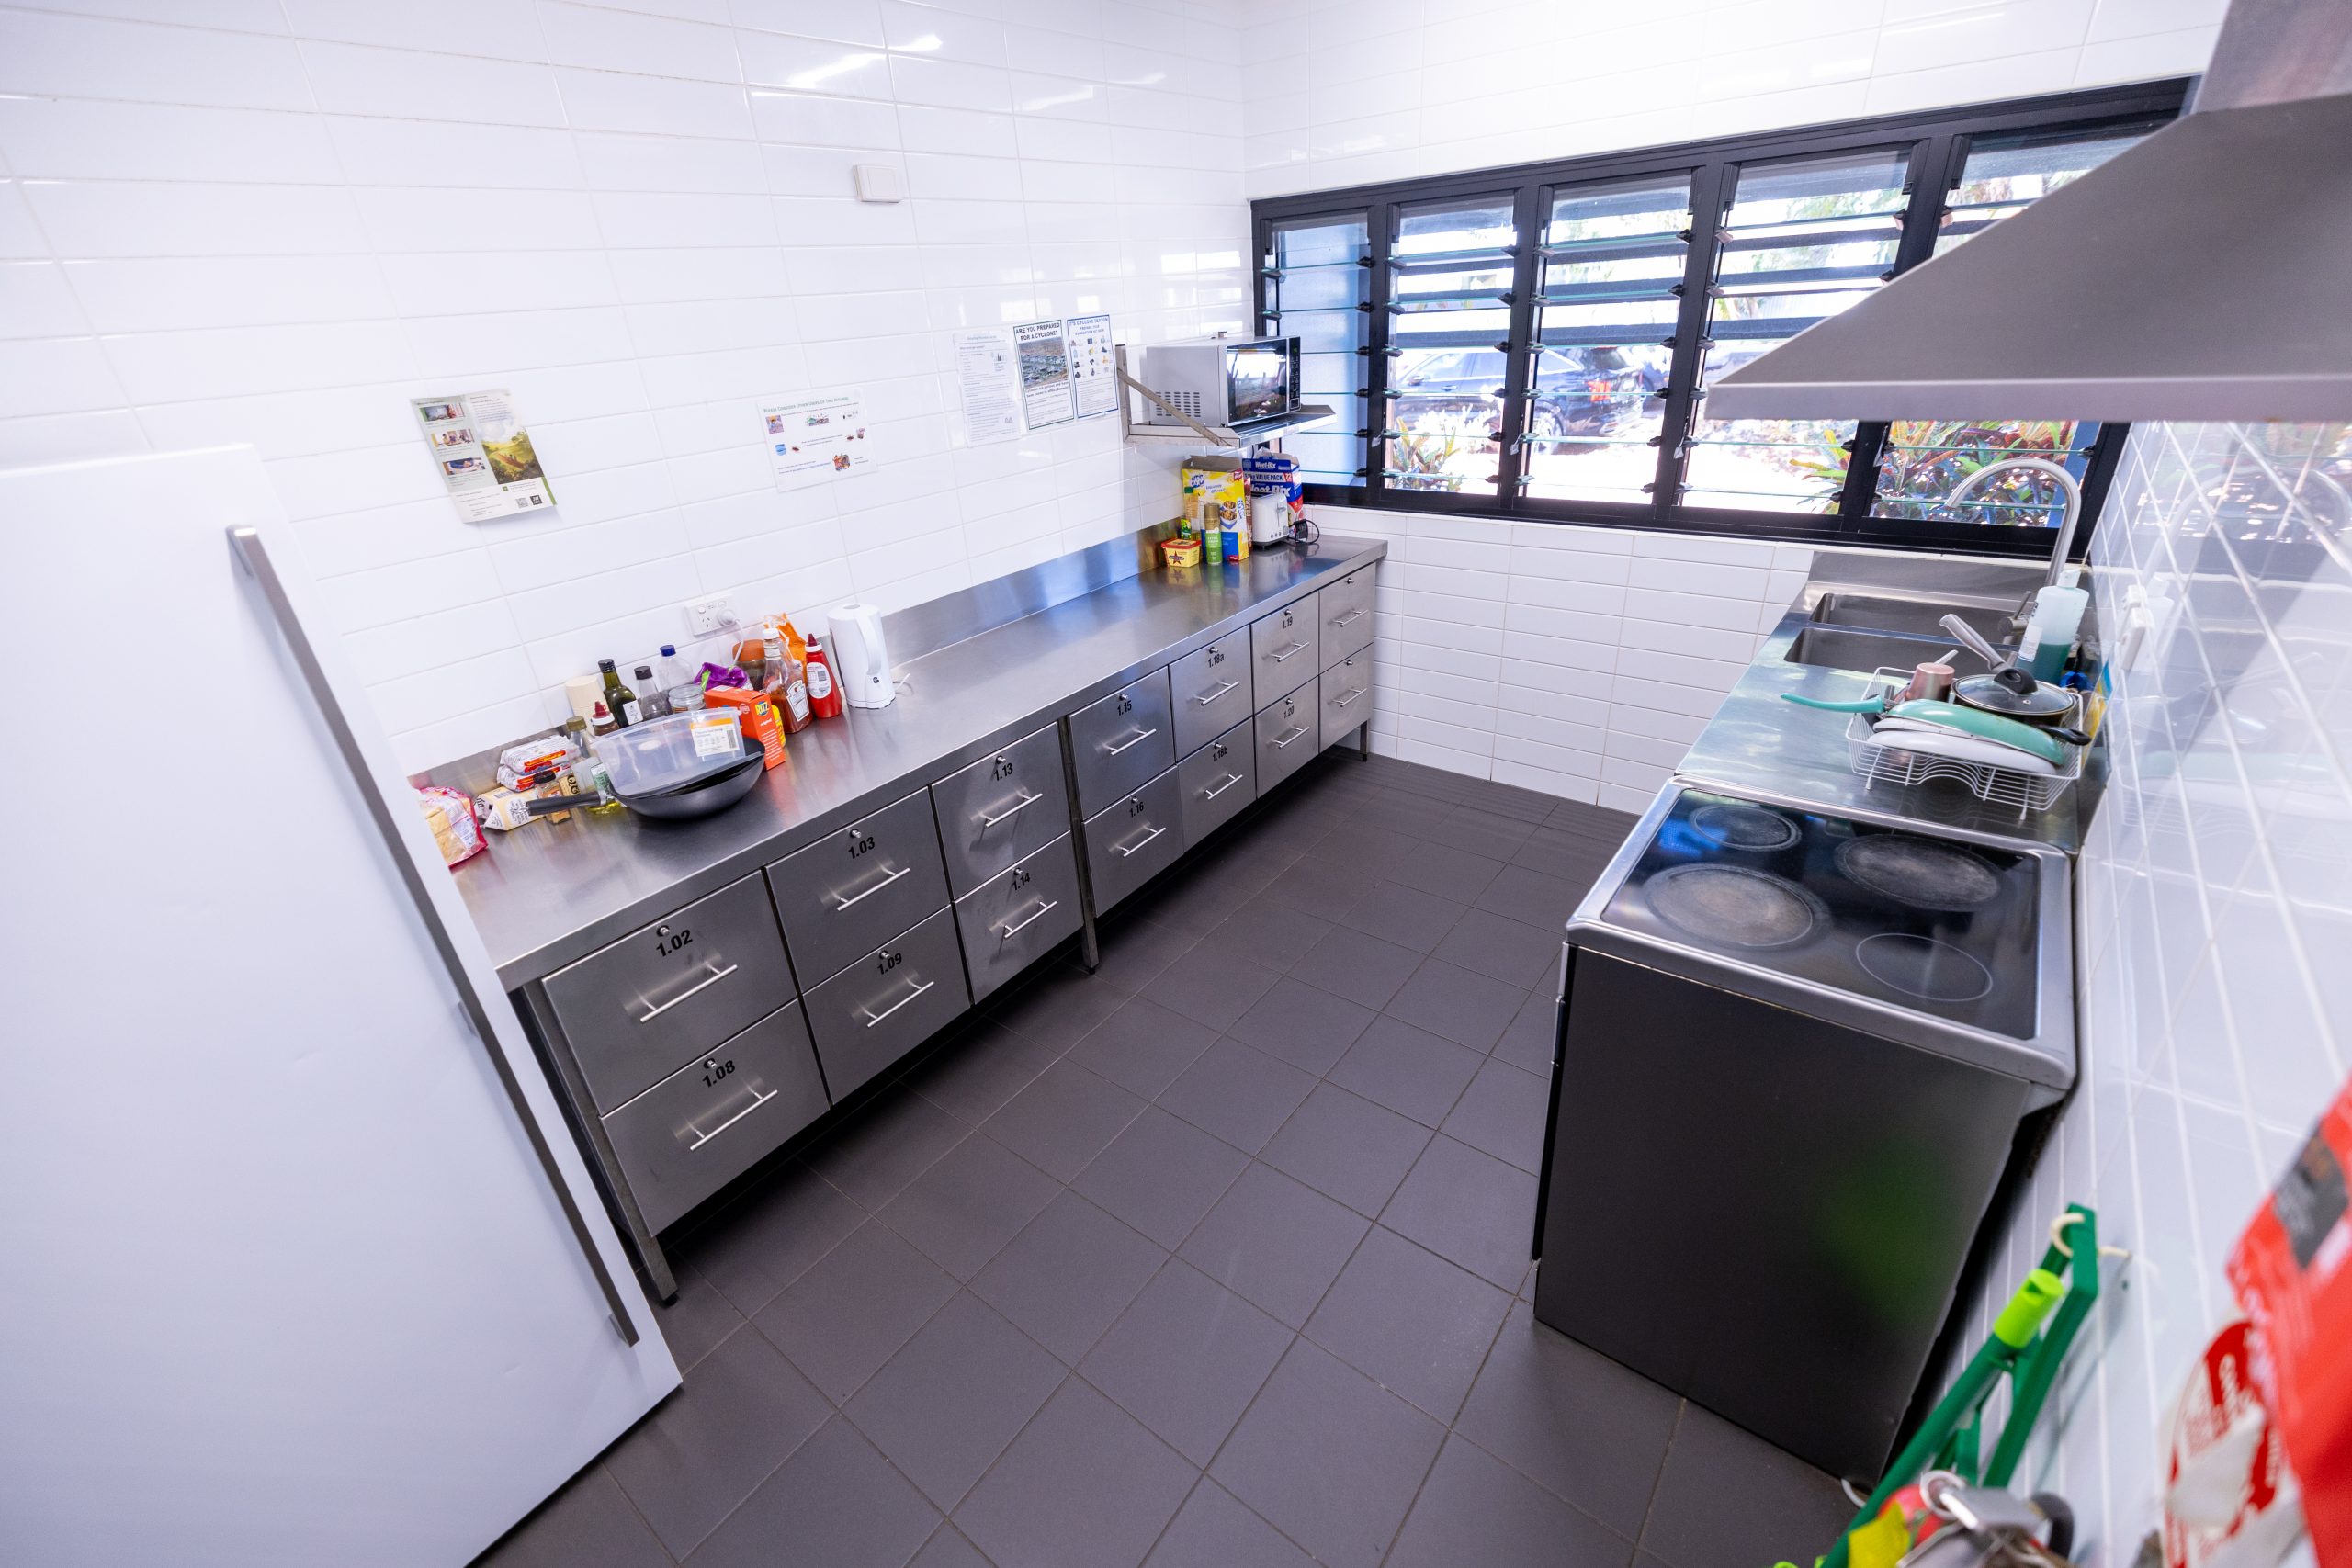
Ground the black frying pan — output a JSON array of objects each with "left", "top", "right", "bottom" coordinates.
[{"left": 521, "top": 735, "right": 766, "bottom": 822}]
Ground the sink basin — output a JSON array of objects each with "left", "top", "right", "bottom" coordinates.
[
  {"left": 1784, "top": 625, "right": 2007, "bottom": 675},
  {"left": 1809, "top": 592, "right": 2015, "bottom": 643}
]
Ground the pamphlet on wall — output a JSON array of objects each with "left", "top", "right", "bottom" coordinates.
[
  {"left": 952, "top": 329, "right": 1021, "bottom": 446},
  {"left": 1067, "top": 313, "right": 1116, "bottom": 419},
  {"left": 760, "top": 388, "right": 873, "bottom": 491},
  {"left": 412, "top": 389, "right": 554, "bottom": 522},
  {"left": 1014, "top": 319, "right": 1074, "bottom": 429}
]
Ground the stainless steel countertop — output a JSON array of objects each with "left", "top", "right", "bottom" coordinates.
[
  {"left": 1673, "top": 551, "right": 2095, "bottom": 853},
  {"left": 453, "top": 534, "right": 1387, "bottom": 989}
]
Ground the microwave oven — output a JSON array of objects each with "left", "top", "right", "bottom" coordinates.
[{"left": 1136, "top": 336, "right": 1300, "bottom": 428}]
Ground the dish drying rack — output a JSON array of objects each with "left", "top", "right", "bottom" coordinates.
[{"left": 1846, "top": 666, "right": 2082, "bottom": 818}]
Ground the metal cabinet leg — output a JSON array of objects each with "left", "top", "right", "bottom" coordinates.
[
  {"left": 1057, "top": 715, "right": 1103, "bottom": 972},
  {"left": 1356, "top": 719, "right": 1370, "bottom": 761}
]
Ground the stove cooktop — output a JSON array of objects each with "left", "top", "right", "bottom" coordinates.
[{"left": 1598, "top": 787, "right": 2042, "bottom": 1041}]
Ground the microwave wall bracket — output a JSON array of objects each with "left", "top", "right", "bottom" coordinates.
[{"left": 1114, "top": 344, "right": 1335, "bottom": 448}]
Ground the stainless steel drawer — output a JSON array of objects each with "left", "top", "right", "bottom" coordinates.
[
  {"left": 766, "top": 787, "right": 951, "bottom": 989},
  {"left": 1082, "top": 765, "right": 1187, "bottom": 914},
  {"left": 1169, "top": 637, "right": 1253, "bottom": 756},
  {"left": 1256, "top": 678, "right": 1321, "bottom": 793},
  {"left": 1177, "top": 721, "right": 1256, "bottom": 844},
  {"left": 1068, "top": 669, "right": 1174, "bottom": 816},
  {"left": 544, "top": 873, "right": 797, "bottom": 1113},
  {"left": 1320, "top": 567, "right": 1374, "bottom": 663},
  {"left": 802, "top": 907, "right": 971, "bottom": 1102},
  {"left": 1250, "top": 598, "right": 1319, "bottom": 698},
  {"left": 1320, "top": 650, "right": 1374, "bottom": 750},
  {"left": 931, "top": 724, "right": 1069, "bottom": 897},
  {"left": 955, "top": 835, "right": 1082, "bottom": 1003},
  {"left": 601, "top": 1002, "right": 829, "bottom": 1234}
]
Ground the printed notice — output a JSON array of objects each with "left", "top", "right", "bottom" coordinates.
[
  {"left": 1067, "top": 313, "right": 1116, "bottom": 418},
  {"left": 761, "top": 387, "right": 873, "bottom": 490},
  {"left": 952, "top": 329, "right": 1021, "bottom": 446},
  {"left": 413, "top": 389, "right": 554, "bottom": 523},
  {"left": 1014, "top": 318, "right": 1074, "bottom": 429}
]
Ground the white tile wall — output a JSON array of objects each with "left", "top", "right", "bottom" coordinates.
[
  {"left": 1242, "top": 0, "right": 2224, "bottom": 197},
  {"left": 0, "top": 0, "right": 1256, "bottom": 770},
  {"left": 1944, "top": 422, "right": 2348, "bottom": 1562}
]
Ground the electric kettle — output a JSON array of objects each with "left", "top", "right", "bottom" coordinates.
[{"left": 828, "top": 603, "right": 895, "bottom": 709}]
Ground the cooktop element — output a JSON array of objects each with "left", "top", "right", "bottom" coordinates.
[{"left": 1600, "top": 786, "right": 2041, "bottom": 1040}]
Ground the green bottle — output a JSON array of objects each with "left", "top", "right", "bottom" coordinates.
[{"left": 597, "top": 658, "right": 642, "bottom": 727}]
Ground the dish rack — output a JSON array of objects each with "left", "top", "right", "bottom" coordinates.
[{"left": 1845, "top": 667, "right": 2082, "bottom": 818}]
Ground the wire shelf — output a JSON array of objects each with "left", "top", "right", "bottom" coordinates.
[{"left": 1844, "top": 667, "right": 2081, "bottom": 818}]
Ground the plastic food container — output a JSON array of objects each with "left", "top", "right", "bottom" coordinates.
[{"left": 593, "top": 709, "right": 742, "bottom": 795}]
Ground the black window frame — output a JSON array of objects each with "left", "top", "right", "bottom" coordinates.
[{"left": 1253, "top": 80, "right": 2191, "bottom": 558}]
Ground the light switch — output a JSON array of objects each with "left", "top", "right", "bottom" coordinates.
[{"left": 853, "top": 164, "right": 903, "bottom": 203}]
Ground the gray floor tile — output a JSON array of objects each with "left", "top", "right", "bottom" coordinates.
[
  {"left": 1089, "top": 912, "right": 1195, "bottom": 995},
  {"left": 1327, "top": 1015, "right": 1485, "bottom": 1128},
  {"left": 1155, "top": 1038, "right": 1316, "bottom": 1154},
  {"left": 1431, "top": 906, "right": 1562, "bottom": 990},
  {"left": 1335, "top": 881, "right": 1467, "bottom": 955},
  {"left": 955, "top": 1379, "right": 1199, "bottom": 1568},
  {"left": 1209, "top": 1339, "right": 1446, "bottom": 1568},
  {"left": 1079, "top": 1258, "right": 1294, "bottom": 1467},
  {"left": 1476, "top": 864, "right": 1587, "bottom": 931},
  {"left": 987, "top": 965, "right": 1126, "bottom": 1053},
  {"left": 1228, "top": 976, "right": 1375, "bottom": 1075},
  {"left": 844, "top": 1291, "right": 1064, "bottom": 1511},
  {"left": 685, "top": 1415, "right": 938, "bottom": 1568},
  {"left": 1073, "top": 1106, "right": 1250, "bottom": 1249},
  {"left": 1256, "top": 854, "right": 1382, "bottom": 920},
  {"left": 971, "top": 1190, "right": 1166, "bottom": 1364},
  {"left": 1419, "top": 806, "right": 1540, "bottom": 861},
  {"left": 1140, "top": 950, "right": 1283, "bottom": 1032},
  {"left": 1491, "top": 987, "right": 1559, "bottom": 1075},
  {"left": 1513, "top": 823, "right": 1618, "bottom": 886},
  {"left": 808, "top": 1090, "right": 971, "bottom": 1212},
  {"left": 479, "top": 1464, "right": 671, "bottom": 1568},
  {"left": 753, "top": 1221, "right": 958, "bottom": 1403},
  {"left": 902, "top": 1019, "right": 1064, "bottom": 1125},
  {"left": 1638, "top": 1404, "right": 1849, "bottom": 1568},
  {"left": 1068, "top": 993, "right": 1219, "bottom": 1098},
  {"left": 1453, "top": 1301, "right": 1679, "bottom": 1539},
  {"left": 1380, "top": 1135, "right": 1539, "bottom": 1289},
  {"left": 1260, "top": 1082, "right": 1432, "bottom": 1218},
  {"left": 876, "top": 1128, "right": 1060, "bottom": 1281},
  {"left": 1304, "top": 1227, "right": 1511, "bottom": 1424},
  {"left": 605, "top": 1326, "right": 831, "bottom": 1559},
  {"left": 1387, "top": 1436, "right": 1634, "bottom": 1568},
  {"left": 1192, "top": 896, "right": 1335, "bottom": 969},
  {"left": 1286, "top": 923, "right": 1421, "bottom": 1010},
  {"left": 1143, "top": 1481, "right": 1314, "bottom": 1568},
  {"left": 1387, "top": 842, "right": 1506, "bottom": 904},
  {"left": 685, "top": 1160, "right": 865, "bottom": 1317},
  {"left": 907, "top": 1525, "right": 991, "bottom": 1568},
  {"left": 1178, "top": 1162, "right": 1369, "bottom": 1328},
  {"left": 1384, "top": 957, "right": 1528, "bottom": 1053},
  {"left": 1440, "top": 1055, "right": 1552, "bottom": 1173},
  {"left": 1307, "top": 822, "right": 1424, "bottom": 877},
  {"left": 653, "top": 1265, "right": 745, "bottom": 1375},
  {"left": 982, "top": 1057, "right": 1147, "bottom": 1181}
]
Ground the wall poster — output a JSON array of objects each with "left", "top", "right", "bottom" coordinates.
[
  {"left": 952, "top": 329, "right": 1021, "bottom": 446},
  {"left": 1013, "top": 318, "right": 1074, "bottom": 429},
  {"left": 1066, "top": 312, "right": 1116, "bottom": 418},
  {"left": 760, "top": 387, "right": 873, "bottom": 490},
  {"left": 412, "top": 389, "right": 553, "bottom": 522}
]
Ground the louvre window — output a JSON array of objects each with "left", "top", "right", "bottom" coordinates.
[{"left": 1252, "top": 83, "right": 2185, "bottom": 555}]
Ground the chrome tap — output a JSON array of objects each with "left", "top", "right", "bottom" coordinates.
[{"left": 1941, "top": 456, "right": 2082, "bottom": 628}]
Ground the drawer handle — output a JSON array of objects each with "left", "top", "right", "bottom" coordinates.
[
  {"left": 976, "top": 789, "right": 1043, "bottom": 829},
  {"left": 1271, "top": 724, "right": 1310, "bottom": 750},
  {"left": 1202, "top": 772, "right": 1245, "bottom": 801},
  {"left": 833, "top": 863, "right": 912, "bottom": 911},
  {"left": 1111, "top": 823, "right": 1167, "bottom": 859},
  {"left": 1269, "top": 641, "right": 1307, "bottom": 663},
  {"left": 861, "top": 976, "right": 936, "bottom": 1028},
  {"left": 998, "top": 898, "right": 1061, "bottom": 939},
  {"left": 685, "top": 1086, "right": 777, "bottom": 1151},
  {"left": 1332, "top": 686, "right": 1367, "bottom": 709},
  {"left": 1104, "top": 726, "right": 1159, "bottom": 756},
  {"left": 636, "top": 961, "right": 738, "bottom": 1022},
  {"left": 1192, "top": 679, "right": 1240, "bottom": 705},
  {"left": 1329, "top": 607, "right": 1366, "bottom": 628}
]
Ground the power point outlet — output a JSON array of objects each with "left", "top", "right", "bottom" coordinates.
[{"left": 684, "top": 594, "right": 736, "bottom": 637}]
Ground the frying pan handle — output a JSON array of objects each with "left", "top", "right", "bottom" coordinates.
[
  {"left": 518, "top": 794, "right": 595, "bottom": 817},
  {"left": 1779, "top": 693, "right": 1885, "bottom": 714}
]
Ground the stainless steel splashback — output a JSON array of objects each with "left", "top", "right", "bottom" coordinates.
[{"left": 877, "top": 520, "right": 1182, "bottom": 664}]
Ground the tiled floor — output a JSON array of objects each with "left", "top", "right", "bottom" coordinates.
[{"left": 481, "top": 753, "right": 1851, "bottom": 1568}]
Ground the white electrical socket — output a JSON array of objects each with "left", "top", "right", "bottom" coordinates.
[{"left": 684, "top": 594, "right": 737, "bottom": 637}]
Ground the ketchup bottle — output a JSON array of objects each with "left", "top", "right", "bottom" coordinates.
[{"left": 804, "top": 635, "right": 845, "bottom": 719}]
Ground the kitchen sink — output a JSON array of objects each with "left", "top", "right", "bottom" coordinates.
[
  {"left": 1784, "top": 625, "right": 2007, "bottom": 675},
  {"left": 1808, "top": 592, "right": 2016, "bottom": 642}
]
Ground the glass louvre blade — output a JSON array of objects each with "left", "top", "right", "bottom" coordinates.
[
  {"left": 1688, "top": 148, "right": 1908, "bottom": 514},
  {"left": 1266, "top": 213, "right": 1370, "bottom": 488},
  {"left": 1932, "top": 116, "right": 2167, "bottom": 256},
  {"left": 1524, "top": 172, "right": 1691, "bottom": 505},
  {"left": 1869, "top": 420, "right": 2097, "bottom": 524},
  {"left": 1387, "top": 197, "right": 1513, "bottom": 498}
]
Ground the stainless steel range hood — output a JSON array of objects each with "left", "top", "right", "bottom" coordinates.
[{"left": 1704, "top": 88, "right": 2352, "bottom": 423}]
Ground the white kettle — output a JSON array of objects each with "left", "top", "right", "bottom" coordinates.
[{"left": 827, "top": 602, "right": 895, "bottom": 709}]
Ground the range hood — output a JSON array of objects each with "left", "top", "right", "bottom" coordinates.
[{"left": 1704, "top": 89, "right": 2352, "bottom": 423}]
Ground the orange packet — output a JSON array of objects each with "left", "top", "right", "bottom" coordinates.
[{"left": 703, "top": 686, "right": 786, "bottom": 769}]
